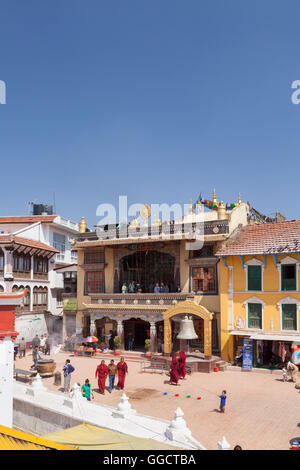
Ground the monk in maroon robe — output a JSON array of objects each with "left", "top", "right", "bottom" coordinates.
[
  {"left": 95, "top": 360, "right": 109, "bottom": 394},
  {"left": 178, "top": 350, "right": 186, "bottom": 379},
  {"left": 117, "top": 357, "right": 128, "bottom": 389},
  {"left": 169, "top": 352, "right": 180, "bottom": 385}
]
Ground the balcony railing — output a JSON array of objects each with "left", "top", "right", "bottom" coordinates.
[
  {"left": 88, "top": 292, "right": 194, "bottom": 307},
  {"left": 95, "top": 221, "right": 229, "bottom": 242}
]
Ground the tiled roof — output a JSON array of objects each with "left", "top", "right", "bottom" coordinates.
[
  {"left": 0, "top": 216, "right": 56, "bottom": 224},
  {"left": 0, "top": 235, "right": 59, "bottom": 253},
  {"left": 215, "top": 220, "right": 300, "bottom": 256}
]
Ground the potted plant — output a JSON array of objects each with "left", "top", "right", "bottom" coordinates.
[
  {"left": 113, "top": 336, "right": 122, "bottom": 355},
  {"left": 145, "top": 339, "right": 151, "bottom": 358}
]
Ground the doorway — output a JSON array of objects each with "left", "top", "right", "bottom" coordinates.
[{"left": 124, "top": 318, "right": 150, "bottom": 351}]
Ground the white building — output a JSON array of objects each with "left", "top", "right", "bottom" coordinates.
[{"left": 0, "top": 215, "right": 80, "bottom": 342}]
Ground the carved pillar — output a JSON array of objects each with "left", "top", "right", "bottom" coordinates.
[
  {"left": 90, "top": 314, "right": 97, "bottom": 336},
  {"left": 150, "top": 321, "right": 157, "bottom": 353},
  {"left": 204, "top": 318, "right": 212, "bottom": 358},
  {"left": 117, "top": 320, "right": 124, "bottom": 349},
  {"left": 163, "top": 317, "right": 172, "bottom": 355}
]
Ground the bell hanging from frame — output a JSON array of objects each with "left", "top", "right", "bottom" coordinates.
[{"left": 176, "top": 315, "right": 198, "bottom": 340}]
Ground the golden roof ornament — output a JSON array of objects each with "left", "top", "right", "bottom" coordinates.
[
  {"left": 188, "top": 200, "right": 194, "bottom": 214},
  {"left": 140, "top": 204, "right": 151, "bottom": 226},
  {"left": 238, "top": 193, "right": 242, "bottom": 204},
  {"left": 212, "top": 189, "right": 217, "bottom": 204},
  {"left": 79, "top": 217, "right": 87, "bottom": 233}
]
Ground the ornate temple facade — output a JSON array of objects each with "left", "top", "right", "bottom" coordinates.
[{"left": 73, "top": 195, "right": 249, "bottom": 356}]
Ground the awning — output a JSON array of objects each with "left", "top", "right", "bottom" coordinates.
[
  {"left": 42, "top": 423, "right": 183, "bottom": 450},
  {"left": 250, "top": 334, "right": 300, "bottom": 343},
  {"left": 229, "top": 330, "right": 252, "bottom": 336}
]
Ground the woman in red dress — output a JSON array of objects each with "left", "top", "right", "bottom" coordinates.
[
  {"left": 169, "top": 352, "right": 180, "bottom": 385},
  {"left": 95, "top": 360, "right": 109, "bottom": 394},
  {"left": 178, "top": 350, "right": 186, "bottom": 379},
  {"left": 117, "top": 357, "right": 128, "bottom": 390}
]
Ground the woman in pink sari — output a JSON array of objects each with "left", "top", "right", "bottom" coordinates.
[
  {"left": 178, "top": 350, "right": 186, "bottom": 379},
  {"left": 169, "top": 352, "right": 180, "bottom": 385}
]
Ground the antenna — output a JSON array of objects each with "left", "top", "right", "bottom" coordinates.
[{"left": 53, "top": 192, "right": 56, "bottom": 214}]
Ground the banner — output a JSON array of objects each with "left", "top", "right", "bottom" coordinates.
[{"left": 242, "top": 338, "right": 253, "bottom": 370}]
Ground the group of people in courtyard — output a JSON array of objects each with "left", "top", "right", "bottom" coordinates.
[{"left": 61, "top": 356, "right": 128, "bottom": 399}]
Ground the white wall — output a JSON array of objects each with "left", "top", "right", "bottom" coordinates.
[
  {"left": 15, "top": 314, "right": 49, "bottom": 343},
  {"left": 0, "top": 337, "right": 14, "bottom": 427}
]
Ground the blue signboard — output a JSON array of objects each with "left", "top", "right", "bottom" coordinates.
[{"left": 242, "top": 338, "right": 253, "bottom": 370}]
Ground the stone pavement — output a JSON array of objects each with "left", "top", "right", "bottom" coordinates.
[{"left": 14, "top": 350, "right": 300, "bottom": 450}]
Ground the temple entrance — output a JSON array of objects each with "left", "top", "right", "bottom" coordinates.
[
  {"left": 124, "top": 318, "right": 150, "bottom": 351},
  {"left": 119, "top": 248, "right": 175, "bottom": 293},
  {"left": 95, "top": 317, "right": 117, "bottom": 345}
]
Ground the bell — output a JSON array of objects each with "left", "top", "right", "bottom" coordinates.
[{"left": 177, "top": 315, "right": 198, "bottom": 340}]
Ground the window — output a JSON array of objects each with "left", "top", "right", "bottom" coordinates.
[
  {"left": 13, "top": 254, "right": 31, "bottom": 272},
  {"left": 281, "top": 264, "right": 296, "bottom": 291},
  {"left": 53, "top": 233, "right": 66, "bottom": 252},
  {"left": 33, "top": 287, "right": 48, "bottom": 306},
  {"left": 24, "top": 287, "right": 30, "bottom": 306},
  {"left": 84, "top": 251, "right": 105, "bottom": 264},
  {"left": 85, "top": 271, "right": 104, "bottom": 294},
  {"left": 248, "top": 266, "right": 262, "bottom": 291},
  {"left": 189, "top": 245, "right": 214, "bottom": 259},
  {"left": 282, "top": 304, "right": 297, "bottom": 330},
  {"left": 191, "top": 266, "right": 216, "bottom": 293},
  {"left": 248, "top": 303, "right": 262, "bottom": 329},
  {"left": 34, "top": 257, "right": 48, "bottom": 273}
]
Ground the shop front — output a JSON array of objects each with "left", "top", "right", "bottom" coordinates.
[{"left": 232, "top": 332, "right": 300, "bottom": 368}]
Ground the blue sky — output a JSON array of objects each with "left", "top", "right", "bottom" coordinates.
[{"left": 0, "top": 0, "right": 300, "bottom": 228}]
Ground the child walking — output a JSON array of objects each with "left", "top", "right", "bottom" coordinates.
[{"left": 219, "top": 390, "right": 227, "bottom": 413}]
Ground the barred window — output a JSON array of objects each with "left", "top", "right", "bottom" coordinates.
[
  {"left": 85, "top": 271, "right": 104, "bottom": 294},
  {"left": 84, "top": 251, "right": 105, "bottom": 264}
]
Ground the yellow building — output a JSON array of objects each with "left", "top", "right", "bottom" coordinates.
[
  {"left": 216, "top": 220, "right": 300, "bottom": 367},
  {"left": 72, "top": 197, "right": 249, "bottom": 358}
]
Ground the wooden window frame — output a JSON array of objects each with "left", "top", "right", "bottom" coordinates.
[
  {"left": 85, "top": 271, "right": 104, "bottom": 294},
  {"left": 84, "top": 251, "right": 105, "bottom": 264},
  {"left": 191, "top": 266, "right": 217, "bottom": 294}
]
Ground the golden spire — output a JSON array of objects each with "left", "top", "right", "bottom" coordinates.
[
  {"left": 212, "top": 189, "right": 217, "bottom": 204},
  {"left": 189, "top": 199, "right": 193, "bottom": 213},
  {"left": 238, "top": 192, "right": 242, "bottom": 204},
  {"left": 79, "top": 217, "right": 87, "bottom": 233}
]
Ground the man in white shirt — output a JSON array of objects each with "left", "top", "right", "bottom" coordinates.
[{"left": 40, "top": 335, "right": 46, "bottom": 353}]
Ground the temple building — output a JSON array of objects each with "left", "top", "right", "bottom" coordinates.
[{"left": 73, "top": 193, "right": 249, "bottom": 357}]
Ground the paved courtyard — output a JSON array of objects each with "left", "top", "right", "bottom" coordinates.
[{"left": 15, "top": 351, "right": 300, "bottom": 450}]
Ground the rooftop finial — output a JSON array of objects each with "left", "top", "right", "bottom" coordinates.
[
  {"left": 238, "top": 193, "right": 242, "bottom": 204},
  {"left": 212, "top": 189, "right": 217, "bottom": 204},
  {"left": 79, "top": 217, "right": 87, "bottom": 233}
]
